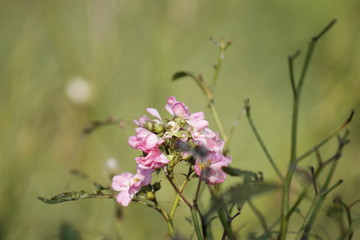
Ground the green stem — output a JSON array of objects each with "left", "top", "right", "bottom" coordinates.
[
  {"left": 169, "top": 178, "right": 189, "bottom": 219},
  {"left": 209, "top": 101, "right": 228, "bottom": 144},
  {"left": 132, "top": 199, "right": 175, "bottom": 238},
  {"left": 248, "top": 199, "right": 272, "bottom": 240},
  {"left": 210, "top": 38, "right": 231, "bottom": 91},
  {"left": 165, "top": 171, "right": 192, "bottom": 208},
  {"left": 296, "top": 110, "right": 354, "bottom": 163},
  {"left": 295, "top": 180, "right": 343, "bottom": 240},
  {"left": 244, "top": 100, "right": 283, "bottom": 180},
  {"left": 278, "top": 19, "right": 337, "bottom": 239},
  {"left": 191, "top": 206, "right": 204, "bottom": 240}
]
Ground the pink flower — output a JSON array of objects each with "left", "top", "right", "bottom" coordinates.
[
  {"left": 133, "top": 108, "right": 162, "bottom": 127},
  {"left": 191, "top": 128, "right": 224, "bottom": 153},
  {"left": 194, "top": 152, "right": 232, "bottom": 185},
  {"left": 133, "top": 115, "right": 150, "bottom": 127},
  {"left": 112, "top": 169, "right": 153, "bottom": 206},
  {"left": 135, "top": 148, "right": 169, "bottom": 170},
  {"left": 186, "top": 112, "right": 209, "bottom": 131},
  {"left": 165, "top": 96, "right": 190, "bottom": 118},
  {"left": 165, "top": 96, "right": 208, "bottom": 131},
  {"left": 128, "top": 128, "right": 164, "bottom": 153}
]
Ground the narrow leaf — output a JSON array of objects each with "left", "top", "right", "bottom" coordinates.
[{"left": 172, "top": 71, "right": 194, "bottom": 81}]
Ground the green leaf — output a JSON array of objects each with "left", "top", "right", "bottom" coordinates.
[
  {"left": 38, "top": 190, "right": 113, "bottom": 204},
  {"left": 172, "top": 71, "right": 194, "bottom": 81}
]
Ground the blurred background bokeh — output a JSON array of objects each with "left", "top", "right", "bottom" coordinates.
[{"left": 0, "top": 0, "right": 359, "bottom": 239}]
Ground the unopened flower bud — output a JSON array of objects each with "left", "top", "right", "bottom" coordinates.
[
  {"left": 174, "top": 117, "right": 186, "bottom": 127},
  {"left": 146, "top": 191, "right": 155, "bottom": 201},
  {"left": 145, "top": 121, "right": 153, "bottom": 131},
  {"left": 153, "top": 123, "right": 164, "bottom": 133}
]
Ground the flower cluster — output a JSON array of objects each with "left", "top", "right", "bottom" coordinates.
[{"left": 112, "top": 96, "right": 231, "bottom": 206}]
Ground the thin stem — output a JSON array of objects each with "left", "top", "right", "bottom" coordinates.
[
  {"left": 244, "top": 99, "right": 283, "bottom": 180},
  {"left": 278, "top": 19, "right": 337, "bottom": 240},
  {"left": 288, "top": 50, "right": 301, "bottom": 98},
  {"left": 338, "top": 200, "right": 354, "bottom": 240},
  {"left": 309, "top": 166, "right": 319, "bottom": 195},
  {"left": 191, "top": 206, "right": 204, "bottom": 240},
  {"left": 132, "top": 199, "right": 175, "bottom": 237},
  {"left": 194, "top": 178, "right": 203, "bottom": 202},
  {"left": 210, "top": 38, "right": 231, "bottom": 91},
  {"left": 295, "top": 180, "right": 343, "bottom": 240},
  {"left": 248, "top": 199, "right": 272, "bottom": 240},
  {"left": 164, "top": 169, "right": 192, "bottom": 208},
  {"left": 169, "top": 178, "right": 189, "bottom": 219},
  {"left": 227, "top": 106, "right": 245, "bottom": 152},
  {"left": 296, "top": 110, "right": 354, "bottom": 163},
  {"left": 209, "top": 101, "right": 228, "bottom": 144}
]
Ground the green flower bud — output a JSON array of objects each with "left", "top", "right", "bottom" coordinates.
[
  {"left": 174, "top": 117, "right": 186, "bottom": 127},
  {"left": 153, "top": 123, "right": 164, "bottom": 133},
  {"left": 145, "top": 121, "right": 153, "bottom": 131},
  {"left": 146, "top": 191, "right": 155, "bottom": 201}
]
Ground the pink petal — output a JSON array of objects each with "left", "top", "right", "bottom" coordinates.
[
  {"left": 116, "top": 191, "right": 132, "bottom": 206},
  {"left": 146, "top": 108, "right": 162, "bottom": 121},
  {"left": 172, "top": 102, "right": 190, "bottom": 118}
]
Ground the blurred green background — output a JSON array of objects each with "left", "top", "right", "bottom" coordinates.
[{"left": 1, "top": 0, "right": 359, "bottom": 239}]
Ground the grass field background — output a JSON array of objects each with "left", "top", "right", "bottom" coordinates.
[{"left": 1, "top": 1, "right": 359, "bottom": 239}]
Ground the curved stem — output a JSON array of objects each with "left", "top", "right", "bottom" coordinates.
[
  {"left": 132, "top": 199, "right": 174, "bottom": 237},
  {"left": 244, "top": 100, "right": 283, "bottom": 180}
]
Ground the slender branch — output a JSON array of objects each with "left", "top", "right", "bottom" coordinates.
[
  {"left": 288, "top": 50, "right": 301, "bottom": 98},
  {"left": 278, "top": 19, "right": 337, "bottom": 240},
  {"left": 191, "top": 206, "right": 204, "bottom": 240},
  {"left": 338, "top": 200, "right": 354, "bottom": 240},
  {"left": 209, "top": 100, "right": 228, "bottom": 145},
  {"left": 169, "top": 178, "right": 190, "bottom": 219},
  {"left": 296, "top": 110, "right": 354, "bottom": 163},
  {"left": 248, "top": 199, "right": 273, "bottom": 240},
  {"left": 244, "top": 99, "right": 283, "bottom": 180},
  {"left": 210, "top": 38, "right": 232, "bottom": 91},
  {"left": 132, "top": 199, "right": 174, "bottom": 237},
  {"left": 295, "top": 180, "right": 343, "bottom": 240},
  {"left": 309, "top": 166, "right": 319, "bottom": 195},
  {"left": 164, "top": 168, "right": 192, "bottom": 208},
  {"left": 226, "top": 106, "right": 245, "bottom": 152},
  {"left": 287, "top": 131, "right": 349, "bottom": 219}
]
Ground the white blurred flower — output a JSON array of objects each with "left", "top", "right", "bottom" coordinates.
[
  {"left": 105, "top": 157, "right": 119, "bottom": 174},
  {"left": 65, "top": 76, "right": 92, "bottom": 104}
]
